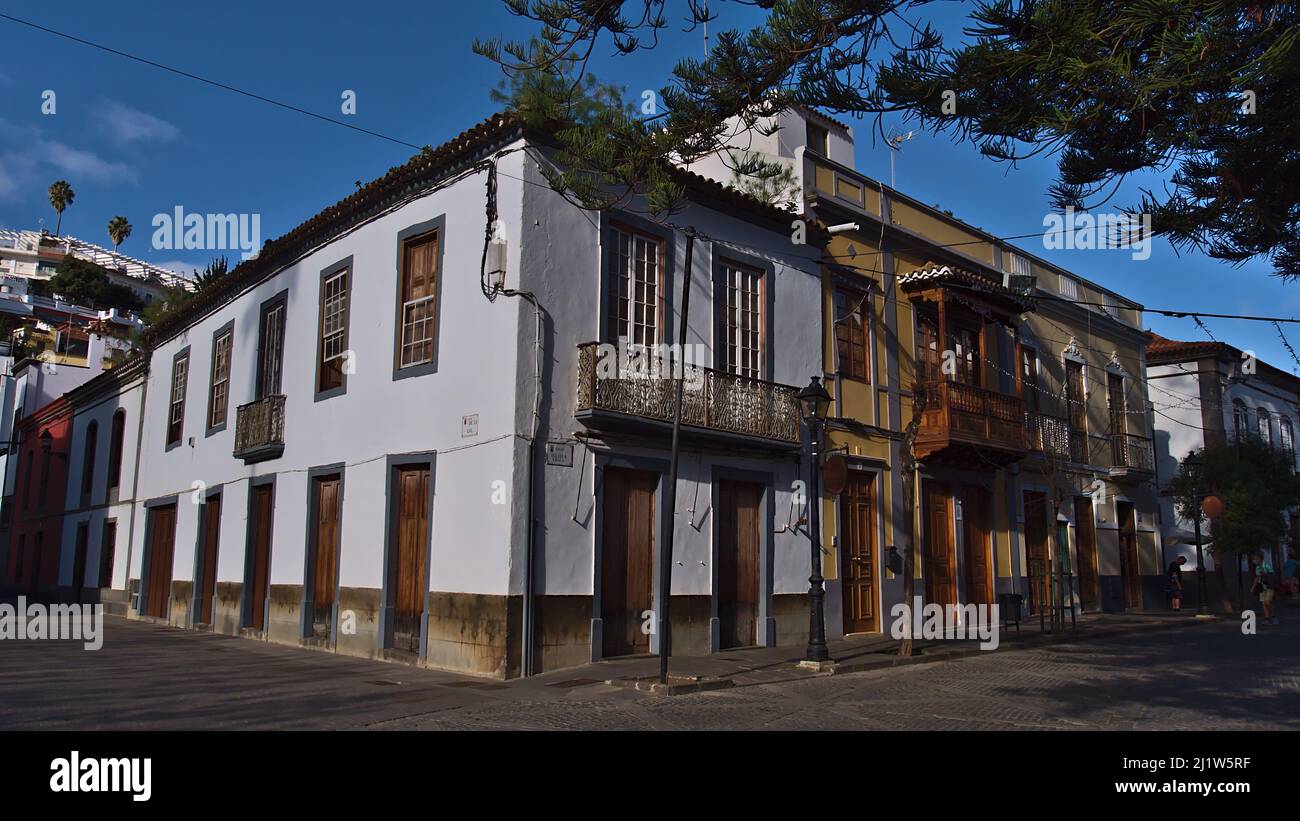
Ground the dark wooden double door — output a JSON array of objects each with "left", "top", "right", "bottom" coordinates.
[
  {"left": 1117, "top": 500, "right": 1142, "bottom": 608},
  {"left": 245, "top": 485, "right": 274, "bottom": 631},
  {"left": 308, "top": 474, "right": 342, "bottom": 637},
  {"left": 840, "top": 472, "right": 879, "bottom": 634},
  {"left": 195, "top": 496, "right": 221, "bottom": 625},
  {"left": 923, "top": 482, "right": 993, "bottom": 611},
  {"left": 718, "top": 480, "right": 762, "bottom": 649},
  {"left": 144, "top": 505, "right": 177, "bottom": 619},
  {"left": 389, "top": 465, "right": 430, "bottom": 653},
  {"left": 601, "top": 467, "right": 656, "bottom": 657}
]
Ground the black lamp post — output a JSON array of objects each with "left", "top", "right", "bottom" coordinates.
[
  {"left": 1185, "top": 451, "right": 1211, "bottom": 616},
  {"left": 797, "top": 376, "right": 833, "bottom": 664}
]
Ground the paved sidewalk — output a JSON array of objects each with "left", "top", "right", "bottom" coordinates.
[{"left": 555, "top": 609, "right": 1221, "bottom": 693}]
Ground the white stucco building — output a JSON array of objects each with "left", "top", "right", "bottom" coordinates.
[
  {"left": 92, "top": 114, "right": 823, "bottom": 677},
  {"left": 1147, "top": 334, "right": 1300, "bottom": 577}
]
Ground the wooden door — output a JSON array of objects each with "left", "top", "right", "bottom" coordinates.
[
  {"left": 310, "top": 474, "right": 342, "bottom": 634},
  {"left": 72, "top": 523, "right": 88, "bottom": 598},
  {"left": 247, "top": 485, "right": 273, "bottom": 630},
  {"left": 601, "top": 467, "right": 656, "bottom": 657},
  {"left": 98, "top": 520, "right": 116, "bottom": 588},
  {"left": 1117, "top": 501, "right": 1141, "bottom": 608},
  {"left": 197, "top": 496, "right": 221, "bottom": 624},
  {"left": 923, "top": 482, "right": 956, "bottom": 608},
  {"left": 390, "top": 466, "right": 430, "bottom": 653},
  {"left": 145, "top": 505, "right": 176, "bottom": 619},
  {"left": 1023, "top": 491, "right": 1050, "bottom": 615},
  {"left": 839, "top": 471, "right": 878, "bottom": 634},
  {"left": 1074, "top": 496, "right": 1100, "bottom": 610},
  {"left": 962, "top": 486, "right": 992, "bottom": 606},
  {"left": 718, "top": 479, "right": 762, "bottom": 648}
]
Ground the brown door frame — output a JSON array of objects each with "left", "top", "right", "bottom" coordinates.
[
  {"left": 303, "top": 465, "right": 345, "bottom": 640},
  {"left": 961, "top": 485, "right": 993, "bottom": 607},
  {"left": 141, "top": 500, "right": 178, "bottom": 620},
  {"left": 191, "top": 490, "right": 222, "bottom": 626},
  {"left": 1023, "top": 490, "right": 1051, "bottom": 615},
  {"left": 242, "top": 479, "right": 275, "bottom": 631},
  {"left": 839, "top": 469, "right": 880, "bottom": 635},
  {"left": 716, "top": 477, "right": 765, "bottom": 649},
  {"left": 1074, "top": 496, "right": 1100, "bottom": 610},
  {"left": 1117, "top": 500, "right": 1142, "bottom": 608},
  {"left": 381, "top": 453, "right": 436, "bottom": 656},
  {"left": 594, "top": 458, "right": 663, "bottom": 661},
  {"left": 922, "top": 480, "right": 957, "bottom": 609}
]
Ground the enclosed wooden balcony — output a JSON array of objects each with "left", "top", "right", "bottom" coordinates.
[
  {"left": 575, "top": 342, "right": 801, "bottom": 449},
  {"left": 913, "top": 380, "right": 1027, "bottom": 466},
  {"left": 233, "top": 395, "right": 285, "bottom": 463}
]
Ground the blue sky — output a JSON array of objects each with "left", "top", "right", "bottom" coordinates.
[{"left": 0, "top": 1, "right": 1294, "bottom": 372}]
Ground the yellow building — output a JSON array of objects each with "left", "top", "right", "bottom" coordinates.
[{"left": 786, "top": 113, "right": 1162, "bottom": 638}]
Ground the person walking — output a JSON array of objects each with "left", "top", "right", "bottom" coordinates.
[
  {"left": 1165, "top": 555, "right": 1187, "bottom": 611},
  {"left": 1253, "top": 551, "right": 1278, "bottom": 625}
]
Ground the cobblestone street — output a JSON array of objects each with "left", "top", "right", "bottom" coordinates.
[{"left": 2, "top": 612, "right": 1296, "bottom": 731}]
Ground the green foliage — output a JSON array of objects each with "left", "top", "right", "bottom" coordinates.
[
  {"left": 139, "top": 285, "right": 194, "bottom": 328},
  {"left": 729, "top": 151, "right": 801, "bottom": 210},
  {"left": 477, "top": 1, "right": 1300, "bottom": 277},
  {"left": 48, "top": 180, "right": 74, "bottom": 236},
  {"left": 1168, "top": 436, "right": 1300, "bottom": 559},
  {"left": 48, "top": 255, "right": 144, "bottom": 312},
  {"left": 192, "top": 256, "right": 231, "bottom": 292}
]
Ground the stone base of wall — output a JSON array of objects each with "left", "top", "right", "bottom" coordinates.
[
  {"left": 667, "top": 595, "right": 711, "bottom": 656},
  {"left": 424, "top": 592, "right": 520, "bottom": 679},
  {"left": 267, "top": 584, "right": 303, "bottom": 646},
  {"left": 772, "top": 592, "right": 811, "bottom": 648},
  {"left": 168, "top": 580, "right": 192, "bottom": 628},
  {"left": 537, "top": 595, "right": 592, "bottom": 672},
  {"left": 213, "top": 582, "right": 243, "bottom": 635},
  {"left": 335, "top": 587, "right": 382, "bottom": 659}
]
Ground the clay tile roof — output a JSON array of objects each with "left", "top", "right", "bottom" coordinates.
[{"left": 1144, "top": 332, "right": 1234, "bottom": 360}]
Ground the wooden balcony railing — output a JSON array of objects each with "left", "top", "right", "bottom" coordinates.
[
  {"left": 1110, "top": 433, "right": 1155, "bottom": 473},
  {"left": 233, "top": 394, "right": 285, "bottom": 463},
  {"left": 575, "top": 342, "right": 801, "bottom": 445},
  {"left": 913, "top": 380, "right": 1026, "bottom": 461}
]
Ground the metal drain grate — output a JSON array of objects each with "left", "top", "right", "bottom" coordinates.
[{"left": 546, "top": 678, "right": 602, "bottom": 689}]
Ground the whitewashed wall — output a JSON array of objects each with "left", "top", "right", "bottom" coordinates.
[{"left": 129, "top": 144, "right": 531, "bottom": 601}]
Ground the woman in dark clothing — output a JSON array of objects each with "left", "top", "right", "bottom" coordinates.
[{"left": 1166, "top": 556, "right": 1188, "bottom": 611}]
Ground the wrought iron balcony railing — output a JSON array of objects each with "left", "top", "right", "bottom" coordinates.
[
  {"left": 233, "top": 394, "right": 285, "bottom": 463},
  {"left": 575, "top": 342, "right": 801, "bottom": 445},
  {"left": 1110, "top": 432, "right": 1155, "bottom": 473},
  {"left": 1025, "top": 411, "right": 1089, "bottom": 463}
]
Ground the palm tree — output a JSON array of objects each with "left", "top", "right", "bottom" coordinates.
[
  {"left": 48, "top": 180, "right": 75, "bottom": 236},
  {"left": 106, "top": 216, "right": 132, "bottom": 252}
]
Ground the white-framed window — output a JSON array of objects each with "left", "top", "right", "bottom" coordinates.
[
  {"left": 167, "top": 352, "right": 189, "bottom": 446},
  {"left": 720, "top": 261, "right": 763, "bottom": 380},
  {"left": 321, "top": 269, "right": 348, "bottom": 362},
  {"left": 398, "top": 232, "right": 438, "bottom": 369},
  {"left": 609, "top": 224, "right": 660, "bottom": 348},
  {"left": 1281, "top": 417, "right": 1293, "bottom": 452},
  {"left": 208, "top": 330, "right": 232, "bottom": 428},
  {"left": 1258, "top": 407, "right": 1272, "bottom": 444}
]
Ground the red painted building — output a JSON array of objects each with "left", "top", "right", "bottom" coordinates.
[{"left": 4, "top": 396, "right": 73, "bottom": 597}]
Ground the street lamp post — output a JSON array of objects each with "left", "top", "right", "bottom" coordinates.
[
  {"left": 797, "top": 376, "right": 833, "bottom": 665},
  {"left": 1185, "top": 451, "right": 1211, "bottom": 616}
]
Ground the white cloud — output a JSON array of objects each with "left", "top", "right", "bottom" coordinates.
[
  {"left": 0, "top": 118, "right": 138, "bottom": 201},
  {"left": 94, "top": 99, "right": 180, "bottom": 145}
]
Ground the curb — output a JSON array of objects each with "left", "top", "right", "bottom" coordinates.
[{"left": 604, "top": 675, "right": 736, "bottom": 696}]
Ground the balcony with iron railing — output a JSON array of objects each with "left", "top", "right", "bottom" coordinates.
[
  {"left": 1109, "top": 432, "right": 1155, "bottom": 476},
  {"left": 1024, "top": 411, "right": 1088, "bottom": 464},
  {"left": 575, "top": 342, "right": 801, "bottom": 448},
  {"left": 912, "top": 380, "right": 1027, "bottom": 466},
  {"left": 233, "top": 394, "right": 285, "bottom": 463}
]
